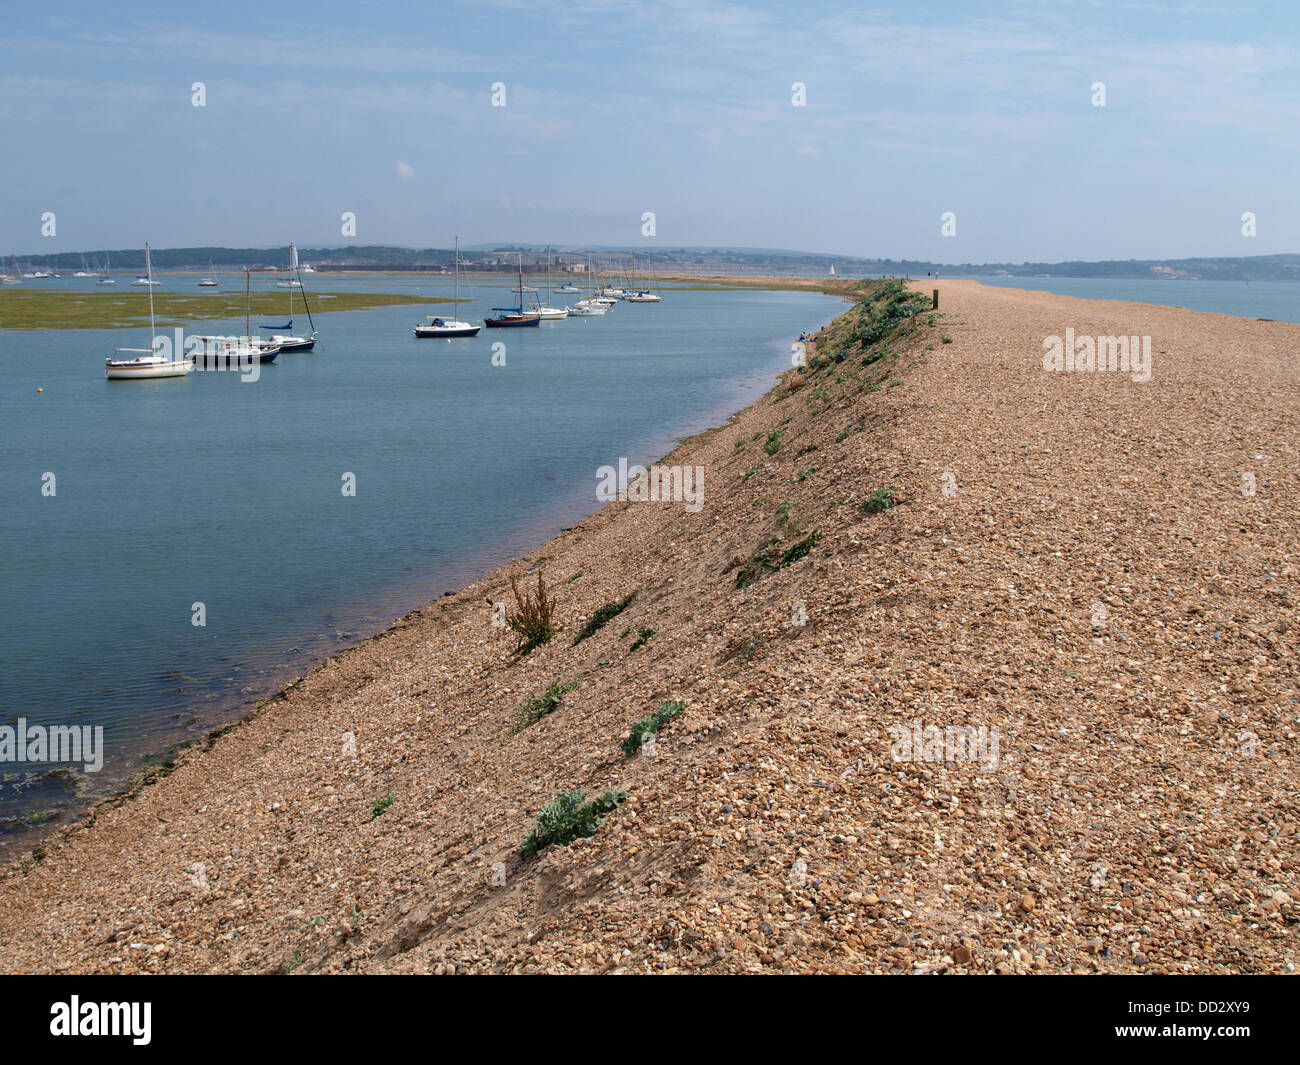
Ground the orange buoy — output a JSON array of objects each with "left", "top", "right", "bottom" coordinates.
[{"left": 36, "top": 387, "right": 43, "bottom": 393}]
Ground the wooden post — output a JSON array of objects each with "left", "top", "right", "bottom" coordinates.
[{"left": 932, "top": 289, "right": 939, "bottom": 309}]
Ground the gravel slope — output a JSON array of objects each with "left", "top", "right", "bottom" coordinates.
[{"left": 2, "top": 279, "right": 1296, "bottom": 974}]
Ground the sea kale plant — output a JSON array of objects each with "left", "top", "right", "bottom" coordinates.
[
  {"left": 622, "top": 700, "right": 686, "bottom": 757},
  {"left": 520, "top": 789, "right": 629, "bottom": 857}
]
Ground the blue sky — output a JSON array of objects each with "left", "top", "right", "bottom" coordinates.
[{"left": 2, "top": 0, "right": 1297, "bottom": 262}]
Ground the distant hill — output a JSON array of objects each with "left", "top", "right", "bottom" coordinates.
[{"left": 10, "top": 245, "right": 1300, "bottom": 281}]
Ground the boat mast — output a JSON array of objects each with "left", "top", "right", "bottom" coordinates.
[
  {"left": 146, "top": 243, "right": 156, "bottom": 351},
  {"left": 245, "top": 268, "right": 251, "bottom": 337},
  {"left": 454, "top": 235, "right": 460, "bottom": 308}
]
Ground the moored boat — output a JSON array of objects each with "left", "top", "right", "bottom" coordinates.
[
  {"left": 104, "top": 243, "right": 192, "bottom": 381},
  {"left": 484, "top": 254, "right": 541, "bottom": 328},
  {"left": 415, "top": 237, "right": 480, "bottom": 338},
  {"left": 257, "top": 245, "right": 317, "bottom": 350}
]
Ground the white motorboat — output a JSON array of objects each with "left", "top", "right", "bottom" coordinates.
[
  {"left": 566, "top": 299, "right": 607, "bottom": 316},
  {"left": 105, "top": 244, "right": 192, "bottom": 380}
]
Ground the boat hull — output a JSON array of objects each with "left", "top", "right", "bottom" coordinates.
[
  {"left": 483, "top": 315, "right": 541, "bottom": 328},
  {"left": 415, "top": 325, "right": 480, "bottom": 337},
  {"left": 105, "top": 361, "right": 191, "bottom": 380},
  {"left": 192, "top": 346, "right": 280, "bottom": 369}
]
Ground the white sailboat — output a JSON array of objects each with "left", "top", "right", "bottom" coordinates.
[
  {"left": 533, "top": 246, "right": 568, "bottom": 320},
  {"left": 193, "top": 269, "right": 283, "bottom": 366},
  {"left": 415, "top": 236, "right": 480, "bottom": 338},
  {"left": 96, "top": 254, "right": 116, "bottom": 285},
  {"left": 275, "top": 245, "right": 303, "bottom": 288},
  {"left": 198, "top": 260, "right": 218, "bottom": 287},
  {"left": 105, "top": 244, "right": 193, "bottom": 380}
]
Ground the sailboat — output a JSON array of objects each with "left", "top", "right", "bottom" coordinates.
[
  {"left": 258, "top": 244, "right": 316, "bottom": 351},
  {"left": 1, "top": 256, "right": 21, "bottom": 285},
  {"left": 96, "top": 254, "right": 116, "bottom": 285},
  {"left": 198, "top": 260, "right": 218, "bottom": 287},
  {"left": 73, "top": 256, "right": 93, "bottom": 278},
  {"left": 193, "top": 269, "right": 282, "bottom": 367},
  {"left": 587, "top": 261, "right": 618, "bottom": 306},
  {"left": 533, "top": 246, "right": 568, "bottom": 320},
  {"left": 415, "top": 236, "right": 480, "bottom": 338},
  {"left": 483, "top": 254, "right": 541, "bottom": 328},
  {"left": 105, "top": 244, "right": 193, "bottom": 380},
  {"left": 275, "top": 245, "right": 303, "bottom": 288},
  {"left": 566, "top": 259, "right": 608, "bottom": 315}
]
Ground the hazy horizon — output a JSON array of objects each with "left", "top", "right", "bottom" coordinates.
[{"left": 3, "top": 1, "right": 1297, "bottom": 262}]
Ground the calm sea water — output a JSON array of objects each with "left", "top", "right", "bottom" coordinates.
[
  {"left": 0, "top": 277, "right": 843, "bottom": 847},
  {"left": 975, "top": 276, "right": 1300, "bottom": 323}
]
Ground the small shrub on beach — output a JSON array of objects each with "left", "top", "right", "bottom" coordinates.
[
  {"left": 622, "top": 700, "right": 686, "bottom": 757},
  {"left": 369, "top": 792, "right": 395, "bottom": 821},
  {"left": 521, "top": 789, "right": 628, "bottom": 857},
  {"left": 497, "top": 572, "right": 560, "bottom": 655},
  {"left": 629, "top": 627, "right": 657, "bottom": 651},
  {"left": 764, "top": 431, "right": 783, "bottom": 455},
  {"left": 573, "top": 591, "right": 636, "bottom": 644},
  {"left": 512, "top": 678, "right": 580, "bottom": 733},
  {"left": 735, "top": 530, "right": 821, "bottom": 588},
  {"left": 861, "top": 488, "right": 896, "bottom": 514},
  {"left": 721, "top": 632, "right": 769, "bottom": 665}
]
